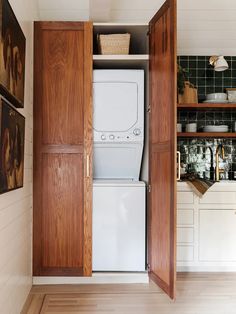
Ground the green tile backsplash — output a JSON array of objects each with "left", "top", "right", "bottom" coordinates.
[
  {"left": 178, "top": 56, "right": 236, "bottom": 102},
  {"left": 177, "top": 55, "right": 236, "bottom": 180}
]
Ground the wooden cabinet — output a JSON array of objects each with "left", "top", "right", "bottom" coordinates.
[
  {"left": 148, "top": 0, "right": 177, "bottom": 299},
  {"left": 33, "top": 0, "right": 177, "bottom": 299},
  {"left": 177, "top": 104, "right": 236, "bottom": 139},
  {"left": 33, "top": 22, "right": 93, "bottom": 276}
]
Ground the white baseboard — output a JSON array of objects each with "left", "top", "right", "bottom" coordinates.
[
  {"left": 177, "top": 266, "right": 236, "bottom": 272},
  {"left": 33, "top": 272, "right": 149, "bottom": 285}
]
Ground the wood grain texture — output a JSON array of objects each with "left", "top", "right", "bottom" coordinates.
[
  {"left": 38, "top": 22, "right": 85, "bottom": 30},
  {"left": 42, "top": 30, "right": 84, "bottom": 145},
  {"left": 33, "top": 22, "right": 44, "bottom": 276},
  {"left": 148, "top": 0, "right": 177, "bottom": 299},
  {"left": 178, "top": 103, "right": 236, "bottom": 110},
  {"left": 21, "top": 294, "right": 45, "bottom": 314},
  {"left": 41, "top": 154, "right": 84, "bottom": 270},
  {"left": 33, "top": 22, "right": 93, "bottom": 276},
  {"left": 177, "top": 132, "right": 236, "bottom": 138},
  {"left": 22, "top": 273, "right": 236, "bottom": 314},
  {"left": 83, "top": 22, "right": 93, "bottom": 277}
]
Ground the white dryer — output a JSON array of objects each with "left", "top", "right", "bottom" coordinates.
[{"left": 93, "top": 70, "right": 144, "bottom": 181}]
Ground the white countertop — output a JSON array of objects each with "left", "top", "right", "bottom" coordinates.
[{"left": 177, "top": 180, "right": 236, "bottom": 192}]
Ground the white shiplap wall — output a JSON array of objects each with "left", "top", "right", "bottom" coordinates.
[
  {"left": 37, "top": 0, "right": 236, "bottom": 55},
  {"left": 0, "top": 1, "right": 38, "bottom": 313},
  {"left": 177, "top": 0, "right": 236, "bottom": 55},
  {"left": 38, "top": 0, "right": 90, "bottom": 20}
]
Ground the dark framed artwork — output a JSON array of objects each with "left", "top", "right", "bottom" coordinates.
[
  {"left": 0, "top": 98, "right": 25, "bottom": 194},
  {"left": 0, "top": 0, "right": 26, "bottom": 108}
]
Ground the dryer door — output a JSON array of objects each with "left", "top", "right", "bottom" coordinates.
[{"left": 93, "top": 82, "right": 138, "bottom": 132}]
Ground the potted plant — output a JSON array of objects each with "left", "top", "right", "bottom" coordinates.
[{"left": 178, "top": 65, "right": 198, "bottom": 104}]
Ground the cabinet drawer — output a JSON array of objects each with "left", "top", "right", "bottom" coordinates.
[
  {"left": 199, "top": 210, "right": 236, "bottom": 261},
  {"left": 199, "top": 192, "right": 236, "bottom": 204},
  {"left": 177, "top": 209, "right": 194, "bottom": 225},
  {"left": 177, "top": 246, "right": 194, "bottom": 262},
  {"left": 177, "top": 227, "right": 194, "bottom": 244},
  {"left": 177, "top": 192, "right": 194, "bottom": 204}
]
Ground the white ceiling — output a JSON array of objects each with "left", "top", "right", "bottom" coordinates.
[{"left": 37, "top": 0, "right": 236, "bottom": 55}]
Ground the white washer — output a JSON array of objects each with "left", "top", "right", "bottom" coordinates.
[
  {"left": 92, "top": 180, "right": 146, "bottom": 272},
  {"left": 93, "top": 70, "right": 144, "bottom": 180}
]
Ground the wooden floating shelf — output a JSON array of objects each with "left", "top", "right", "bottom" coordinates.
[
  {"left": 93, "top": 54, "right": 149, "bottom": 61},
  {"left": 178, "top": 132, "right": 236, "bottom": 138},
  {"left": 177, "top": 103, "right": 236, "bottom": 110}
]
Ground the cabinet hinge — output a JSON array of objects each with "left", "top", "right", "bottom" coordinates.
[
  {"left": 147, "top": 30, "right": 150, "bottom": 36},
  {"left": 147, "top": 264, "right": 151, "bottom": 272},
  {"left": 148, "top": 185, "right": 151, "bottom": 193},
  {"left": 147, "top": 105, "right": 151, "bottom": 113}
]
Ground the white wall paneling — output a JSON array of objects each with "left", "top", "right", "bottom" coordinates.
[
  {"left": 37, "top": 0, "right": 236, "bottom": 55},
  {"left": 38, "top": 0, "right": 89, "bottom": 20},
  {"left": 90, "top": 0, "right": 112, "bottom": 22},
  {"left": 0, "top": 1, "right": 38, "bottom": 313},
  {"left": 177, "top": 0, "right": 236, "bottom": 55}
]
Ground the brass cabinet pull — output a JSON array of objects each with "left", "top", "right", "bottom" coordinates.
[
  {"left": 177, "top": 151, "right": 181, "bottom": 181},
  {"left": 86, "top": 155, "right": 90, "bottom": 178}
]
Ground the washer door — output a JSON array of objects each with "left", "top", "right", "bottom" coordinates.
[
  {"left": 93, "top": 82, "right": 138, "bottom": 132},
  {"left": 93, "top": 143, "right": 143, "bottom": 181}
]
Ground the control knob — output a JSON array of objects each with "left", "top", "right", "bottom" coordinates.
[
  {"left": 109, "top": 134, "right": 115, "bottom": 140},
  {"left": 101, "top": 134, "right": 106, "bottom": 140},
  {"left": 133, "top": 128, "right": 141, "bottom": 136}
]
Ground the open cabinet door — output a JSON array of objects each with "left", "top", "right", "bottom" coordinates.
[{"left": 148, "top": 0, "right": 177, "bottom": 299}]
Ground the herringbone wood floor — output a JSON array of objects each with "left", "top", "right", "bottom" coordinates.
[{"left": 22, "top": 273, "right": 236, "bottom": 314}]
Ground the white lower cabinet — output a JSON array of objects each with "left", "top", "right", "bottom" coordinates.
[
  {"left": 177, "top": 246, "right": 194, "bottom": 262},
  {"left": 177, "top": 192, "right": 194, "bottom": 204},
  {"left": 199, "top": 210, "right": 236, "bottom": 262},
  {"left": 177, "top": 227, "right": 194, "bottom": 244},
  {"left": 199, "top": 192, "right": 236, "bottom": 204},
  {"left": 177, "top": 209, "right": 194, "bottom": 225},
  {"left": 177, "top": 182, "right": 236, "bottom": 271}
]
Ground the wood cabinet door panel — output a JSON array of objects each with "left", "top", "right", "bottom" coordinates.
[
  {"left": 148, "top": 0, "right": 177, "bottom": 299},
  {"left": 42, "top": 31, "right": 84, "bottom": 145},
  {"left": 33, "top": 22, "right": 92, "bottom": 276},
  {"left": 41, "top": 154, "right": 84, "bottom": 270},
  {"left": 150, "top": 152, "right": 171, "bottom": 285}
]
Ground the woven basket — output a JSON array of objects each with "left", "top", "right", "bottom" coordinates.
[{"left": 98, "top": 33, "right": 131, "bottom": 55}]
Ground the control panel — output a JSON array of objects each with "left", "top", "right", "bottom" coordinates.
[{"left": 94, "top": 127, "right": 143, "bottom": 143}]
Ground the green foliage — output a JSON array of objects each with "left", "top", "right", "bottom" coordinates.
[{"left": 178, "top": 65, "right": 189, "bottom": 95}]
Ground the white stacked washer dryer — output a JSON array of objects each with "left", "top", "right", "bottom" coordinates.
[{"left": 92, "top": 70, "right": 146, "bottom": 272}]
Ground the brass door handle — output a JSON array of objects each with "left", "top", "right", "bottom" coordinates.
[
  {"left": 177, "top": 151, "right": 181, "bottom": 181},
  {"left": 86, "top": 155, "right": 90, "bottom": 178}
]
